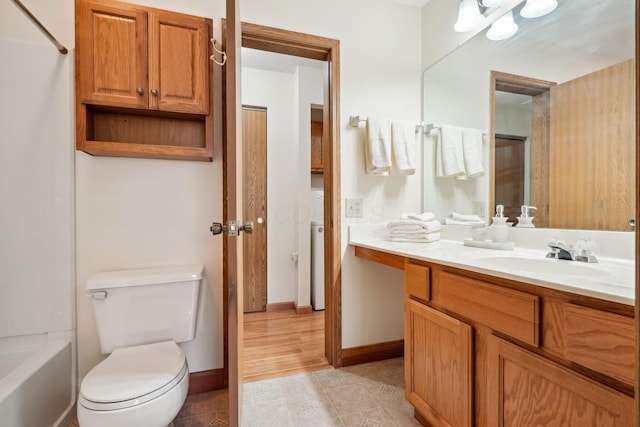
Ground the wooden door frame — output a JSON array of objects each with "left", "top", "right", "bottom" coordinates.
[{"left": 222, "top": 21, "right": 342, "bottom": 385}]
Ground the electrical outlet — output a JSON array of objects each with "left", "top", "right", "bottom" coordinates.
[
  {"left": 345, "top": 198, "right": 363, "bottom": 218},
  {"left": 472, "top": 200, "right": 486, "bottom": 217}
]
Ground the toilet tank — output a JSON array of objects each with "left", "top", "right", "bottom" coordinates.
[{"left": 86, "top": 265, "right": 203, "bottom": 354}]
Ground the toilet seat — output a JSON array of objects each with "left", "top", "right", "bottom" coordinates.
[{"left": 79, "top": 341, "right": 187, "bottom": 411}]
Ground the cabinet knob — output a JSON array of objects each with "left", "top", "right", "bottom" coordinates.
[
  {"left": 151, "top": 89, "right": 159, "bottom": 96},
  {"left": 136, "top": 87, "right": 144, "bottom": 95}
]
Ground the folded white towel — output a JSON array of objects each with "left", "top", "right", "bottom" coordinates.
[
  {"left": 388, "top": 219, "right": 442, "bottom": 233},
  {"left": 444, "top": 218, "right": 484, "bottom": 226},
  {"left": 452, "top": 212, "right": 483, "bottom": 222},
  {"left": 401, "top": 212, "right": 436, "bottom": 222},
  {"left": 388, "top": 225, "right": 424, "bottom": 232},
  {"left": 389, "top": 230, "right": 440, "bottom": 238},
  {"left": 390, "top": 120, "right": 416, "bottom": 175},
  {"left": 365, "top": 118, "right": 392, "bottom": 175},
  {"left": 461, "top": 127, "right": 484, "bottom": 178},
  {"left": 389, "top": 232, "right": 441, "bottom": 243},
  {"left": 437, "top": 125, "right": 465, "bottom": 178}
]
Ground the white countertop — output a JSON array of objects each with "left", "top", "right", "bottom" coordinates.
[{"left": 349, "top": 225, "right": 635, "bottom": 306}]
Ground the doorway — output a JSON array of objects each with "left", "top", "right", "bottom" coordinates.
[{"left": 222, "top": 21, "right": 342, "bottom": 391}]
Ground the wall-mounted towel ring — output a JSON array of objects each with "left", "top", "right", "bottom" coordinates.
[{"left": 210, "top": 38, "right": 227, "bottom": 66}]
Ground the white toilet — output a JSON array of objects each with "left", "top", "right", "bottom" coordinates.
[{"left": 77, "top": 265, "right": 203, "bottom": 427}]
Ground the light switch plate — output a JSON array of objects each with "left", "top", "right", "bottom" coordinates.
[
  {"left": 345, "top": 198, "right": 363, "bottom": 218},
  {"left": 472, "top": 200, "right": 486, "bottom": 217}
]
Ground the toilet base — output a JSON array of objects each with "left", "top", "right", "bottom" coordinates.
[{"left": 78, "top": 368, "right": 188, "bottom": 427}]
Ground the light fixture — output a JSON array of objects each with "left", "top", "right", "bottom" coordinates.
[
  {"left": 520, "top": 0, "right": 558, "bottom": 18},
  {"left": 487, "top": 10, "right": 518, "bottom": 40},
  {"left": 454, "top": 0, "right": 485, "bottom": 32},
  {"left": 480, "top": 0, "right": 511, "bottom": 7}
]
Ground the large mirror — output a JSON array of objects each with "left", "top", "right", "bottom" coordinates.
[{"left": 423, "top": 0, "right": 635, "bottom": 231}]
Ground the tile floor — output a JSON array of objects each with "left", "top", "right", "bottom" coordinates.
[{"left": 70, "top": 357, "right": 419, "bottom": 427}]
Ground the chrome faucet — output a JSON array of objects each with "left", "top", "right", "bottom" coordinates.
[
  {"left": 546, "top": 240, "right": 574, "bottom": 260},
  {"left": 546, "top": 238, "right": 598, "bottom": 263}
]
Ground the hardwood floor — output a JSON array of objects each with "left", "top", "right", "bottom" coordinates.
[{"left": 243, "top": 309, "right": 329, "bottom": 382}]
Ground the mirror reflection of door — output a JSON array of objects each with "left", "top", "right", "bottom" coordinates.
[
  {"left": 494, "top": 135, "right": 526, "bottom": 223},
  {"left": 242, "top": 107, "right": 268, "bottom": 313}
]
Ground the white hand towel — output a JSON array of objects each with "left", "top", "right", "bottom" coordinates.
[
  {"left": 389, "top": 232, "right": 441, "bottom": 243},
  {"left": 390, "top": 120, "right": 416, "bottom": 175},
  {"left": 461, "top": 127, "right": 484, "bottom": 178},
  {"left": 444, "top": 218, "right": 485, "bottom": 225},
  {"left": 365, "top": 118, "right": 392, "bottom": 175},
  {"left": 407, "top": 212, "right": 436, "bottom": 222},
  {"left": 389, "top": 230, "right": 441, "bottom": 238},
  {"left": 452, "top": 212, "right": 483, "bottom": 222},
  {"left": 437, "top": 125, "right": 465, "bottom": 178},
  {"left": 388, "top": 219, "right": 442, "bottom": 233}
]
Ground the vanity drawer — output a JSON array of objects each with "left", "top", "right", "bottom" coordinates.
[
  {"left": 563, "top": 304, "right": 635, "bottom": 385},
  {"left": 434, "top": 271, "right": 540, "bottom": 346},
  {"left": 405, "top": 262, "right": 430, "bottom": 301}
]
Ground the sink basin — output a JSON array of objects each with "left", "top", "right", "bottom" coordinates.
[{"left": 470, "top": 256, "right": 612, "bottom": 278}]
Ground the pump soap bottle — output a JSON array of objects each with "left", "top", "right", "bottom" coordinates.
[
  {"left": 516, "top": 205, "right": 537, "bottom": 228},
  {"left": 490, "top": 204, "right": 510, "bottom": 242}
]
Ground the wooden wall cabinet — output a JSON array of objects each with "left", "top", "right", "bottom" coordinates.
[
  {"left": 75, "top": 0, "right": 213, "bottom": 161},
  {"left": 311, "top": 121, "right": 324, "bottom": 173}
]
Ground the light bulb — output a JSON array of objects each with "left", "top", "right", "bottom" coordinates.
[
  {"left": 454, "top": 0, "right": 485, "bottom": 32},
  {"left": 487, "top": 11, "right": 518, "bottom": 40}
]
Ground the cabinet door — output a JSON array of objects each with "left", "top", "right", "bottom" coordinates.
[
  {"left": 149, "top": 11, "right": 210, "bottom": 114},
  {"left": 76, "top": 0, "right": 148, "bottom": 108},
  {"left": 487, "top": 334, "right": 633, "bottom": 426},
  {"left": 311, "top": 121, "right": 324, "bottom": 172},
  {"left": 405, "top": 299, "right": 473, "bottom": 427}
]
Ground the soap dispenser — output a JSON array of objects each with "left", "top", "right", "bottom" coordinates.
[
  {"left": 490, "top": 204, "right": 510, "bottom": 243},
  {"left": 516, "top": 205, "right": 537, "bottom": 228},
  {"left": 492, "top": 204, "right": 508, "bottom": 225}
]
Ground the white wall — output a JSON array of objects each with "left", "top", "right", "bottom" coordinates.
[
  {"left": 75, "top": 0, "right": 226, "bottom": 381},
  {"left": 240, "top": 0, "right": 423, "bottom": 348},
  {"left": 0, "top": 2, "right": 75, "bottom": 339}
]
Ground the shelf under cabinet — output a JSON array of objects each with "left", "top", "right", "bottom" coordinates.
[{"left": 78, "top": 104, "right": 213, "bottom": 161}]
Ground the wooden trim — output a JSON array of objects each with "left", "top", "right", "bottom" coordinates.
[
  {"left": 635, "top": 1, "right": 639, "bottom": 425},
  {"left": 294, "top": 304, "right": 313, "bottom": 315},
  {"left": 341, "top": 340, "right": 404, "bottom": 367},
  {"left": 187, "top": 369, "right": 225, "bottom": 395},
  {"left": 266, "top": 301, "right": 295, "bottom": 312},
  {"left": 354, "top": 246, "right": 405, "bottom": 270}
]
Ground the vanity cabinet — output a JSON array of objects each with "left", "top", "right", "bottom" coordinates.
[
  {"left": 393, "top": 255, "right": 636, "bottom": 427},
  {"left": 405, "top": 299, "right": 473, "bottom": 427},
  {"left": 75, "top": 0, "right": 213, "bottom": 161}
]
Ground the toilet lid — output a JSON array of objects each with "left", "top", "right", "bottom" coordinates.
[{"left": 80, "top": 341, "right": 186, "bottom": 405}]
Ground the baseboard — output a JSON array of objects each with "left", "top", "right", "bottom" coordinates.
[
  {"left": 341, "top": 340, "right": 404, "bottom": 367},
  {"left": 294, "top": 303, "right": 313, "bottom": 315},
  {"left": 188, "top": 368, "right": 225, "bottom": 395},
  {"left": 266, "top": 301, "right": 313, "bottom": 315},
  {"left": 266, "top": 301, "right": 295, "bottom": 312}
]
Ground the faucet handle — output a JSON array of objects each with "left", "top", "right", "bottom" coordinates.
[{"left": 574, "top": 239, "right": 598, "bottom": 263}]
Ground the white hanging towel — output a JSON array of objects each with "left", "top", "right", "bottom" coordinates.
[
  {"left": 390, "top": 120, "right": 416, "bottom": 175},
  {"left": 437, "top": 125, "right": 465, "bottom": 178},
  {"left": 461, "top": 127, "right": 484, "bottom": 178},
  {"left": 365, "top": 118, "right": 392, "bottom": 175}
]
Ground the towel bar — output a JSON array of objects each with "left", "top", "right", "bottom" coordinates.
[{"left": 348, "top": 115, "right": 424, "bottom": 134}]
